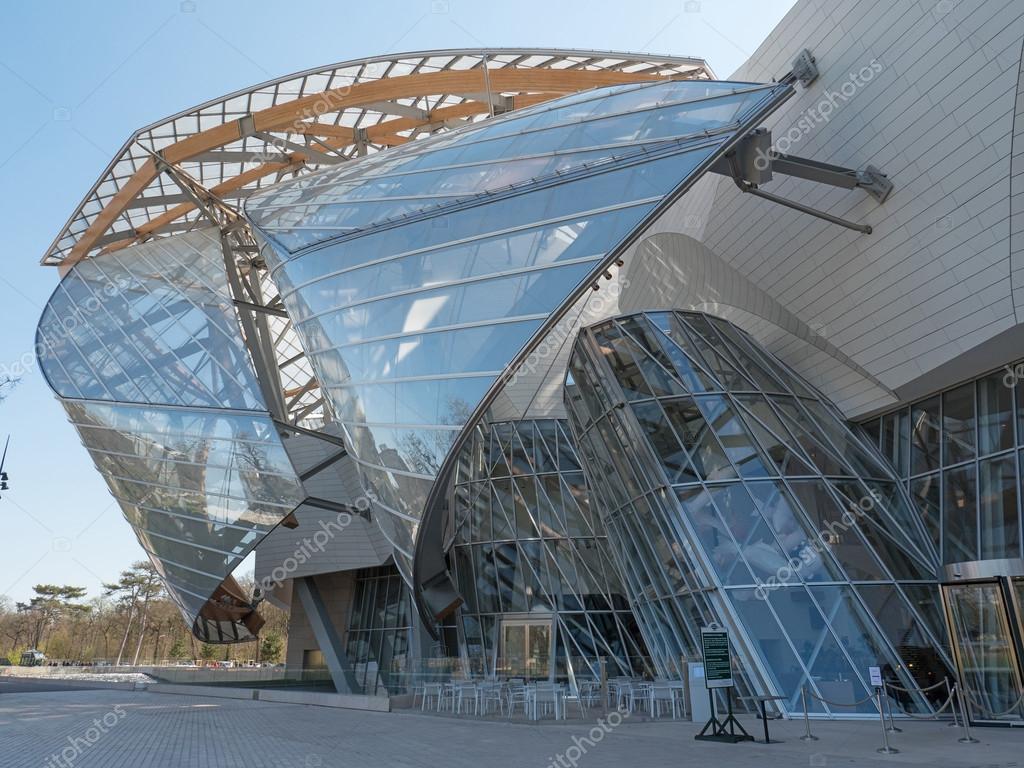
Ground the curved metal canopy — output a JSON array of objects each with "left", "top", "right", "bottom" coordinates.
[{"left": 41, "top": 49, "right": 711, "bottom": 269}]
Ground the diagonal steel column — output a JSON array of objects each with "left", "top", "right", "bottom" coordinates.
[{"left": 293, "top": 576, "right": 360, "bottom": 694}]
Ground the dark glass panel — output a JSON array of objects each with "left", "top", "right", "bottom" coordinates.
[
  {"left": 856, "top": 584, "right": 953, "bottom": 700},
  {"left": 787, "top": 480, "right": 886, "bottom": 580},
  {"left": 909, "top": 474, "right": 941, "bottom": 552},
  {"left": 630, "top": 400, "right": 698, "bottom": 485},
  {"left": 660, "top": 397, "right": 737, "bottom": 481},
  {"left": 943, "top": 465, "right": 978, "bottom": 563},
  {"left": 979, "top": 455, "right": 1019, "bottom": 560},
  {"left": 768, "top": 586, "right": 875, "bottom": 714},
  {"left": 942, "top": 383, "right": 976, "bottom": 466},
  {"left": 695, "top": 395, "right": 773, "bottom": 479},
  {"left": 910, "top": 397, "right": 941, "bottom": 475},
  {"left": 977, "top": 372, "right": 1014, "bottom": 456}
]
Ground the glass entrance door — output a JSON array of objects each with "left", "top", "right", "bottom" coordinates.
[
  {"left": 499, "top": 619, "right": 552, "bottom": 680},
  {"left": 942, "top": 580, "right": 1024, "bottom": 723}
]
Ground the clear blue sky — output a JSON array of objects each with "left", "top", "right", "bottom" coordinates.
[{"left": 0, "top": 0, "right": 796, "bottom": 605}]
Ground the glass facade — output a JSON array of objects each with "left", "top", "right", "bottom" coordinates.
[
  {"left": 449, "top": 418, "right": 646, "bottom": 682},
  {"left": 36, "top": 228, "right": 306, "bottom": 642},
  {"left": 244, "top": 79, "right": 793, "bottom": 586},
  {"left": 346, "top": 565, "right": 413, "bottom": 694},
  {"left": 564, "top": 310, "right": 950, "bottom": 715},
  {"left": 861, "top": 364, "right": 1024, "bottom": 565}
]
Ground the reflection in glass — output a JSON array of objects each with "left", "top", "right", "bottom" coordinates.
[
  {"left": 565, "top": 310, "right": 940, "bottom": 716},
  {"left": 450, "top": 419, "right": 644, "bottom": 679}
]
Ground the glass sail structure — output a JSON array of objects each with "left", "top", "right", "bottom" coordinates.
[
  {"left": 563, "top": 310, "right": 951, "bottom": 716},
  {"left": 36, "top": 227, "right": 306, "bottom": 642},
  {"left": 244, "top": 78, "right": 794, "bottom": 587}
]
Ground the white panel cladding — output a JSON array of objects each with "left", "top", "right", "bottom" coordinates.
[
  {"left": 664, "top": 0, "right": 1024, "bottom": 417},
  {"left": 1011, "top": 26, "right": 1024, "bottom": 321}
]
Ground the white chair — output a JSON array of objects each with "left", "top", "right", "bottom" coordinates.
[
  {"left": 479, "top": 682, "right": 505, "bottom": 716},
  {"left": 453, "top": 681, "right": 479, "bottom": 714},
  {"left": 420, "top": 682, "right": 443, "bottom": 711},
  {"left": 506, "top": 681, "right": 528, "bottom": 718},
  {"left": 649, "top": 683, "right": 680, "bottom": 719},
  {"left": 530, "top": 683, "right": 564, "bottom": 720}
]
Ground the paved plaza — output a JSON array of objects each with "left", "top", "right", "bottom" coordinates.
[{"left": 0, "top": 682, "right": 1019, "bottom": 768}]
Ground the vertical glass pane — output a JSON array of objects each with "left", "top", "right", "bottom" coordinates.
[
  {"left": 942, "top": 383, "right": 976, "bottom": 466},
  {"left": 943, "top": 465, "right": 978, "bottom": 563},
  {"left": 881, "top": 409, "right": 910, "bottom": 477},
  {"left": 978, "top": 372, "right": 1014, "bottom": 456},
  {"left": 910, "top": 397, "right": 941, "bottom": 475},
  {"left": 909, "top": 474, "right": 941, "bottom": 552},
  {"left": 979, "top": 456, "right": 1019, "bottom": 560}
]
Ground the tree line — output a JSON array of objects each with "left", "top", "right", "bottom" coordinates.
[{"left": 0, "top": 561, "right": 288, "bottom": 666}]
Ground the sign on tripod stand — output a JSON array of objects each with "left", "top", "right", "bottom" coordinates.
[{"left": 695, "top": 624, "right": 752, "bottom": 743}]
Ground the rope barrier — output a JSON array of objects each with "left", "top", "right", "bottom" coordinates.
[
  {"left": 961, "top": 686, "right": 1024, "bottom": 719},
  {"left": 804, "top": 688, "right": 875, "bottom": 708},
  {"left": 883, "top": 684, "right": 957, "bottom": 720},
  {"left": 883, "top": 678, "right": 949, "bottom": 694},
  {"left": 798, "top": 680, "right": 981, "bottom": 751}
]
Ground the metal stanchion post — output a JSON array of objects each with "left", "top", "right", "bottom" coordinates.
[
  {"left": 599, "top": 656, "right": 608, "bottom": 717},
  {"left": 876, "top": 686, "right": 899, "bottom": 754},
  {"left": 946, "top": 678, "right": 960, "bottom": 727},
  {"left": 800, "top": 686, "right": 818, "bottom": 742},
  {"left": 882, "top": 684, "right": 902, "bottom": 733},
  {"left": 953, "top": 684, "right": 979, "bottom": 744}
]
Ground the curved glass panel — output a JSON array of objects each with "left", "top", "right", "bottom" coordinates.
[
  {"left": 36, "top": 228, "right": 264, "bottom": 411},
  {"left": 35, "top": 229, "right": 303, "bottom": 643},
  {"left": 246, "top": 79, "right": 792, "bottom": 585},
  {"left": 564, "top": 310, "right": 947, "bottom": 716}
]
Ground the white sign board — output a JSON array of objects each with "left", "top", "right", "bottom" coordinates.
[{"left": 868, "top": 666, "right": 883, "bottom": 687}]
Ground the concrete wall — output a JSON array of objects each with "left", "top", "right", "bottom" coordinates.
[{"left": 284, "top": 571, "right": 358, "bottom": 674}]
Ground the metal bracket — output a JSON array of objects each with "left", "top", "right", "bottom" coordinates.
[
  {"left": 789, "top": 49, "right": 819, "bottom": 87},
  {"left": 710, "top": 130, "right": 894, "bottom": 234},
  {"left": 855, "top": 165, "right": 894, "bottom": 204}
]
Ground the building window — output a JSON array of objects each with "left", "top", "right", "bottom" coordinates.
[{"left": 862, "top": 360, "right": 1024, "bottom": 565}]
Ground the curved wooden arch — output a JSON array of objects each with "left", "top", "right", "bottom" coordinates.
[{"left": 68, "top": 67, "right": 677, "bottom": 266}]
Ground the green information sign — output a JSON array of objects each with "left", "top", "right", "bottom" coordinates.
[{"left": 700, "top": 626, "right": 734, "bottom": 689}]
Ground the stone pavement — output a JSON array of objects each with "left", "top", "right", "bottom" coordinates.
[{"left": 0, "top": 686, "right": 1019, "bottom": 768}]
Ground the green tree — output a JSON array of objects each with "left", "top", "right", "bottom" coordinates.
[
  {"left": 168, "top": 638, "right": 189, "bottom": 661},
  {"left": 259, "top": 632, "right": 284, "bottom": 664},
  {"left": 199, "top": 643, "right": 217, "bottom": 663},
  {"left": 103, "top": 561, "right": 162, "bottom": 666},
  {"left": 16, "top": 584, "right": 88, "bottom": 650}
]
